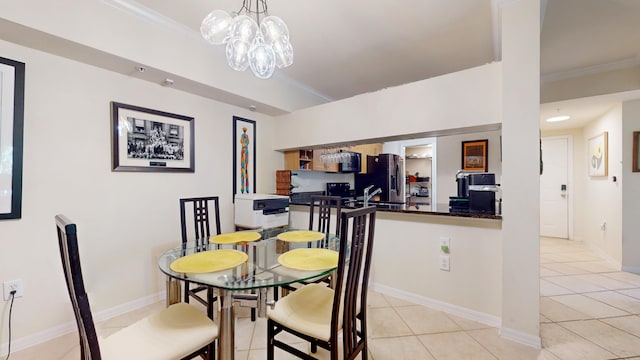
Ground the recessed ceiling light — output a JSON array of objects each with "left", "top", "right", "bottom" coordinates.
[{"left": 546, "top": 115, "right": 571, "bottom": 122}]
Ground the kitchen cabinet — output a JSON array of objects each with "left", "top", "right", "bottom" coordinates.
[
  {"left": 284, "top": 143, "right": 382, "bottom": 173},
  {"left": 275, "top": 170, "right": 292, "bottom": 196},
  {"left": 284, "top": 150, "right": 313, "bottom": 170},
  {"left": 350, "top": 143, "right": 382, "bottom": 173},
  {"left": 312, "top": 150, "right": 339, "bottom": 172}
]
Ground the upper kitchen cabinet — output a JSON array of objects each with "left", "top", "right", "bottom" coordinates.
[
  {"left": 284, "top": 149, "right": 314, "bottom": 170},
  {"left": 351, "top": 144, "right": 382, "bottom": 173},
  {"left": 283, "top": 143, "right": 382, "bottom": 173}
]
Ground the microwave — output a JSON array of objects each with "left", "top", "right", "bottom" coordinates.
[{"left": 338, "top": 150, "right": 361, "bottom": 173}]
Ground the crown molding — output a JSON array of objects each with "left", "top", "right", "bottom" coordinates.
[{"left": 541, "top": 57, "right": 640, "bottom": 84}]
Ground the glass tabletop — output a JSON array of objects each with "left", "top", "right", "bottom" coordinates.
[{"left": 158, "top": 228, "right": 339, "bottom": 291}]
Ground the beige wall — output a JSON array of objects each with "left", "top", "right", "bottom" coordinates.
[
  {"left": 0, "top": 39, "right": 280, "bottom": 350},
  {"left": 274, "top": 62, "right": 503, "bottom": 149},
  {"left": 583, "top": 105, "right": 623, "bottom": 264},
  {"left": 289, "top": 207, "right": 504, "bottom": 321}
]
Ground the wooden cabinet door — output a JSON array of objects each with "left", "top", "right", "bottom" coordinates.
[{"left": 275, "top": 170, "right": 292, "bottom": 196}]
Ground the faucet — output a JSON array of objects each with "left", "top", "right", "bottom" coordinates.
[{"left": 363, "top": 185, "right": 382, "bottom": 207}]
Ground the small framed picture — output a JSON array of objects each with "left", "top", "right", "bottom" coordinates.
[
  {"left": 233, "top": 116, "right": 256, "bottom": 199},
  {"left": 588, "top": 132, "right": 607, "bottom": 177},
  {"left": 111, "top": 102, "right": 194, "bottom": 172},
  {"left": 461, "top": 139, "right": 488, "bottom": 172}
]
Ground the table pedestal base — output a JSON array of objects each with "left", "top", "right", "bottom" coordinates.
[{"left": 218, "top": 289, "right": 235, "bottom": 360}]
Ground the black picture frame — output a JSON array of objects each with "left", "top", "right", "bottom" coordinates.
[
  {"left": 110, "top": 102, "right": 194, "bottom": 172},
  {"left": 0, "top": 57, "right": 25, "bottom": 220},
  {"left": 633, "top": 131, "right": 640, "bottom": 173},
  {"left": 232, "top": 116, "right": 256, "bottom": 200}
]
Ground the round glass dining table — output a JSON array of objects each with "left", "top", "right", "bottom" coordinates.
[{"left": 157, "top": 228, "right": 339, "bottom": 360}]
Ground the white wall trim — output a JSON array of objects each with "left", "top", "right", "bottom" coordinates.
[
  {"left": 499, "top": 326, "right": 542, "bottom": 349},
  {"left": 0, "top": 291, "right": 165, "bottom": 356},
  {"left": 584, "top": 241, "right": 623, "bottom": 271},
  {"left": 370, "top": 282, "right": 501, "bottom": 328}
]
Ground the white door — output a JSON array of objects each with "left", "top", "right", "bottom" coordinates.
[{"left": 540, "top": 137, "right": 570, "bottom": 238}]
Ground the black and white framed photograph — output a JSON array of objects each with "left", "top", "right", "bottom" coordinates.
[
  {"left": 233, "top": 116, "right": 256, "bottom": 199},
  {"left": 111, "top": 102, "right": 194, "bottom": 172},
  {"left": 0, "top": 57, "right": 25, "bottom": 220}
]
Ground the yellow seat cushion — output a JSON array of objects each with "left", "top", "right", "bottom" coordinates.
[
  {"left": 267, "top": 283, "right": 339, "bottom": 342},
  {"left": 100, "top": 302, "right": 218, "bottom": 360}
]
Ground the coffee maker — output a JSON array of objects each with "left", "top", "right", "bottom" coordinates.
[{"left": 449, "top": 171, "right": 500, "bottom": 214}]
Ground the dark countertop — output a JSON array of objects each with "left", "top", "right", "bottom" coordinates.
[{"left": 289, "top": 199, "right": 501, "bottom": 220}]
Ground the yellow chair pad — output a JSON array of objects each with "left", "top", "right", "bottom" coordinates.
[
  {"left": 277, "top": 230, "right": 325, "bottom": 243},
  {"left": 210, "top": 231, "right": 261, "bottom": 245},
  {"left": 170, "top": 249, "right": 248, "bottom": 274},
  {"left": 278, "top": 248, "right": 339, "bottom": 271}
]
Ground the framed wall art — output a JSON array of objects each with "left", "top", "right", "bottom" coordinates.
[
  {"left": 111, "top": 102, "right": 194, "bottom": 172},
  {"left": 633, "top": 131, "right": 640, "bottom": 173},
  {"left": 233, "top": 116, "right": 256, "bottom": 200},
  {"left": 588, "top": 131, "right": 608, "bottom": 177},
  {"left": 461, "top": 139, "right": 488, "bottom": 172},
  {"left": 0, "top": 57, "right": 25, "bottom": 220}
]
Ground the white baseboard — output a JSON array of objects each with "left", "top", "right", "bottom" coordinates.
[
  {"left": 583, "top": 241, "right": 622, "bottom": 270},
  {"left": 0, "top": 291, "right": 165, "bottom": 356},
  {"left": 500, "top": 326, "right": 542, "bottom": 349},
  {"left": 369, "top": 282, "right": 501, "bottom": 328},
  {"left": 369, "top": 282, "right": 542, "bottom": 349}
]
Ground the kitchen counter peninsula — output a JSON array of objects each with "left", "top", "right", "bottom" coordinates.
[{"left": 289, "top": 199, "right": 501, "bottom": 220}]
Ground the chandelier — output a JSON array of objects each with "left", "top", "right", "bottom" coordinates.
[{"left": 200, "top": 0, "right": 293, "bottom": 79}]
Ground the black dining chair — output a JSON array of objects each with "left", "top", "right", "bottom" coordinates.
[
  {"left": 308, "top": 195, "right": 342, "bottom": 246},
  {"left": 280, "top": 195, "right": 342, "bottom": 296},
  {"left": 267, "top": 206, "right": 377, "bottom": 360},
  {"left": 180, "top": 196, "right": 221, "bottom": 319},
  {"left": 55, "top": 214, "right": 218, "bottom": 360}
]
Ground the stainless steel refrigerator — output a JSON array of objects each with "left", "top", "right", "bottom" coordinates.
[{"left": 364, "top": 153, "right": 405, "bottom": 203}]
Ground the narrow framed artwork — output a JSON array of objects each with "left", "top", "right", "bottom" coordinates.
[
  {"left": 111, "top": 102, "right": 194, "bottom": 172},
  {"left": 461, "top": 139, "right": 488, "bottom": 172},
  {"left": 0, "top": 57, "right": 25, "bottom": 220},
  {"left": 233, "top": 116, "right": 256, "bottom": 199},
  {"left": 588, "top": 131, "right": 608, "bottom": 177},
  {"left": 633, "top": 131, "right": 640, "bottom": 172}
]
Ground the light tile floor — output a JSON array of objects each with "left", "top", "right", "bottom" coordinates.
[{"left": 10, "top": 237, "right": 640, "bottom": 359}]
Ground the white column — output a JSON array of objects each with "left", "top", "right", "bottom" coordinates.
[
  {"left": 500, "top": 0, "right": 541, "bottom": 347},
  {"left": 622, "top": 100, "right": 640, "bottom": 273}
]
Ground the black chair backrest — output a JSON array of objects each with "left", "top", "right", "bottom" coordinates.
[
  {"left": 55, "top": 214, "right": 102, "bottom": 360},
  {"left": 180, "top": 196, "right": 221, "bottom": 250},
  {"left": 332, "top": 206, "right": 376, "bottom": 359},
  {"left": 309, "top": 195, "right": 342, "bottom": 239}
]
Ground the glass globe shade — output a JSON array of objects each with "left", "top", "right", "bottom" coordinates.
[
  {"left": 260, "top": 16, "right": 289, "bottom": 44},
  {"left": 249, "top": 37, "right": 276, "bottom": 79},
  {"left": 228, "top": 15, "right": 259, "bottom": 41},
  {"left": 200, "top": 10, "right": 233, "bottom": 45},
  {"left": 271, "top": 38, "right": 293, "bottom": 68},
  {"left": 226, "top": 38, "right": 252, "bottom": 71}
]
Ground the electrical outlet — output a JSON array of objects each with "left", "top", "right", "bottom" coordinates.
[
  {"left": 440, "top": 237, "right": 450, "bottom": 253},
  {"left": 3, "top": 279, "right": 24, "bottom": 300},
  {"left": 440, "top": 255, "right": 450, "bottom": 271}
]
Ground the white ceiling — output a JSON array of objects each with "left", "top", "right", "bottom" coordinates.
[
  {"left": 134, "top": 0, "right": 498, "bottom": 103},
  {"left": 128, "top": 0, "right": 640, "bottom": 131}
]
